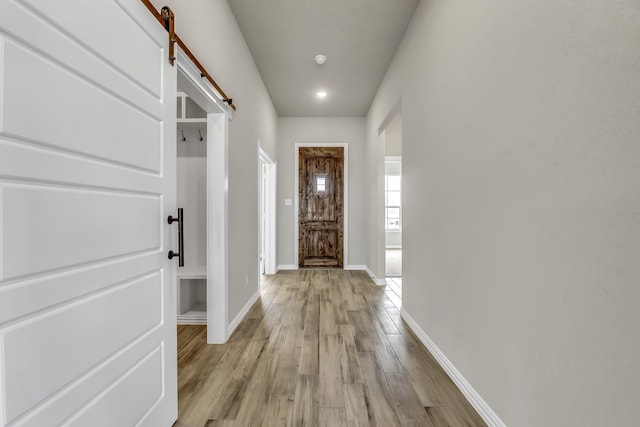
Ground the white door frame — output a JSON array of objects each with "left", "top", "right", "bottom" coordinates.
[
  {"left": 259, "top": 144, "right": 277, "bottom": 275},
  {"left": 176, "top": 47, "right": 232, "bottom": 344},
  {"left": 294, "top": 142, "right": 349, "bottom": 268}
]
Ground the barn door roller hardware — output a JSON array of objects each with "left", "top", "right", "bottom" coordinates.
[
  {"left": 161, "top": 6, "right": 176, "bottom": 65},
  {"left": 139, "top": 0, "right": 237, "bottom": 110}
]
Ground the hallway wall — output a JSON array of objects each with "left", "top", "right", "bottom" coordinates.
[
  {"left": 276, "top": 117, "right": 367, "bottom": 269},
  {"left": 150, "top": 0, "right": 278, "bottom": 326},
  {"left": 366, "top": 0, "right": 640, "bottom": 426}
]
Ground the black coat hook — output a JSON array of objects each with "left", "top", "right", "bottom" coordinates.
[
  {"left": 181, "top": 130, "right": 186, "bottom": 142},
  {"left": 198, "top": 130, "right": 203, "bottom": 141}
]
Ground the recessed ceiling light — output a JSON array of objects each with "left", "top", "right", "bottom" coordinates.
[
  {"left": 316, "top": 91, "right": 327, "bottom": 98},
  {"left": 314, "top": 54, "right": 327, "bottom": 65}
]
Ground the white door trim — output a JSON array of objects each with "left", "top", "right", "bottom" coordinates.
[
  {"left": 259, "top": 144, "right": 277, "bottom": 275},
  {"left": 206, "top": 112, "right": 229, "bottom": 344},
  {"left": 294, "top": 142, "right": 349, "bottom": 269},
  {"left": 176, "top": 48, "right": 233, "bottom": 120}
]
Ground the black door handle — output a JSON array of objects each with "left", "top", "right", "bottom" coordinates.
[{"left": 168, "top": 208, "right": 184, "bottom": 267}]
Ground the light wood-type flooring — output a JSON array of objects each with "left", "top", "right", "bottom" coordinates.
[{"left": 174, "top": 270, "right": 487, "bottom": 427}]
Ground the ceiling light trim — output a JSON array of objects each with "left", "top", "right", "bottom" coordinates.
[{"left": 314, "top": 54, "right": 327, "bottom": 65}]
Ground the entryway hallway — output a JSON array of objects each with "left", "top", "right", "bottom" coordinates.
[{"left": 174, "top": 270, "right": 486, "bottom": 426}]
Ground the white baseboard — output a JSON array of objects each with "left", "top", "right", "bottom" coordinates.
[
  {"left": 385, "top": 245, "right": 402, "bottom": 249},
  {"left": 400, "top": 309, "right": 507, "bottom": 427},
  {"left": 346, "top": 265, "right": 385, "bottom": 285},
  {"left": 277, "top": 264, "right": 298, "bottom": 271},
  {"left": 227, "top": 289, "right": 260, "bottom": 338},
  {"left": 364, "top": 266, "right": 386, "bottom": 286}
]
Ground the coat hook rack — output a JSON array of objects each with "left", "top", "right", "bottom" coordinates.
[
  {"left": 198, "top": 130, "right": 203, "bottom": 141},
  {"left": 181, "top": 130, "right": 186, "bottom": 141}
]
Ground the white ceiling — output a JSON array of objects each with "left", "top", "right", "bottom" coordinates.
[{"left": 227, "top": 0, "right": 420, "bottom": 117}]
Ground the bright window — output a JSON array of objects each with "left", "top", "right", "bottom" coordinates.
[
  {"left": 316, "top": 175, "right": 327, "bottom": 193},
  {"left": 385, "top": 172, "right": 401, "bottom": 230}
]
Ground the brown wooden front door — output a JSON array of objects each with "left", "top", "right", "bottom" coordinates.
[{"left": 299, "top": 147, "right": 344, "bottom": 268}]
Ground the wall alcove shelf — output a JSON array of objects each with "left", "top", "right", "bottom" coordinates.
[
  {"left": 177, "top": 91, "right": 207, "bottom": 123},
  {"left": 177, "top": 267, "right": 207, "bottom": 325}
]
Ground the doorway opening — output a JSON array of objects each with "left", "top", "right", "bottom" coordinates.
[
  {"left": 385, "top": 157, "right": 402, "bottom": 278},
  {"left": 175, "top": 91, "right": 208, "bottom": 325},
  {"left": 175, "top": 54, "right": 231, "bottom": 344},
  {"left": 259, "top": 145, "right": 277, "bottom": 278},
  {"left": 381, "top": 110, "right": 402, "bottom": 305}
]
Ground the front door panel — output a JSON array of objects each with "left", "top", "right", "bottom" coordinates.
[{"left": 298, "top": 147, "right": 344, "bottom": 268}]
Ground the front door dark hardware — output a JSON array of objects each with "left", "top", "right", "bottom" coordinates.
[{"left": 168, "top": 208, "right": 184, "bottom": 267}]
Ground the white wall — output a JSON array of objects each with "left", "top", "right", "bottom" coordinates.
[
  {"left": 384, "top": 112, "right": 402, "bottom": 157},
  {"left": 150, "top": 0, "right": 278, "bottom": 325},
  {"left": 367, "top": 0, "right": 640, "bottom": 426},
  {"left": 277, "top": 117, "right": 367, "bottom": 269}
]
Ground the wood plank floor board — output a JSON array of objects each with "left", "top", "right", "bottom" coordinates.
[
  {"left": 319, "top": 407, "right": 348, "bottom": 427},
  {"left": 337, "top": 277, "right": 359, "bottom": 311},
  {"left": 338, "top": 324, "right": 365, "bottom": 384},
  {"left": 292, "top": 280, "right": 311, "bottom": 329},
  {"left": 319, "top": 288, "right": 339, "bottom": 335},
  {"left": 318, "top": 334, "right": 346, "bottom": 407},
  {"left": 206, "top": 336, "right": 272, "bottom": 422},
  {"left": 343, "top": 383, "right": 372, "bottom": 426},
  {"left": 352, "top": 306, "right": 403, "bottom": 374},
  {"left": 329, "top": 281, "right": 350, "bottom": 325},
  {"left": 385, "top": 279, "right": 402, "bottom": 298},
  {"left": 350, "top": 293, "right": 368, "bottom": 312},
  {"left": 261, "top": 395, "right": 292, "bottom": 427},
  {"left": 387, "top": 333, "right": 450, "bottom": 408},
  {"left": 252, "top": 304, "right": 284, "bottom": 340},
  {"left": 370, "top": 322, "right": 404, "bottom": 374},
  {"left": 385, "top": 290, "right": 402, "bottom": 309},
  {"left": 177, "top": 334, "right": 257, "bottom": 426},
  {"left": 368, "top": 303, "right": 401, "bottom": 336},
  {"left": 387, "top": 331, "right": 487, "bottom": 426},
  {"left": 383, "top": 306, "right": 416, "bottom": 338},
  {"left": 175, "top": 271, "right": 487, "bottom": 427},
  {"left": 385, "top": 373, "right": 437, "bottom": 427},
  {"left": 292, "top": 375, "right": 319, "bottom": 427},
  {"left": 425, "top": 405, "right": 468, "bottom": 426},
  {"left": 202, "top": 420, "right": 235, "bottom": 427},
  {"left": 346, "top": 310, "right": 376, "bottom": 352},
  {"left": 271, "top": 328, "right": 304, "bottom": 397},
  {"left": 304, "top": 290, "right": 321, "bottom": 324},
  {"left": 299, "top": 321, "right": 320, "bottom": 375},
  {"left": 230, "top": 348, "right": 281, "bottom": 426},
  {"left": 224, "top": 320, "right": 292, "bottom": 425},
  {"left": 358, "top": 351, "right": 402, "bottom": 426}
]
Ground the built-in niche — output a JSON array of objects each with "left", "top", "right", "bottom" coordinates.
[{"left": 176, "top": 91, "right": 207, "bottom": 324}]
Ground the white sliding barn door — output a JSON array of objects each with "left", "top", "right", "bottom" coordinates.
[{"left": 0, "top": 1, "right": 177, "bottom": 426}]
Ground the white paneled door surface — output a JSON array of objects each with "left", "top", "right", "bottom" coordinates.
[{"left": 0, "top": 1, "right": 177, "bottom": 426}]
